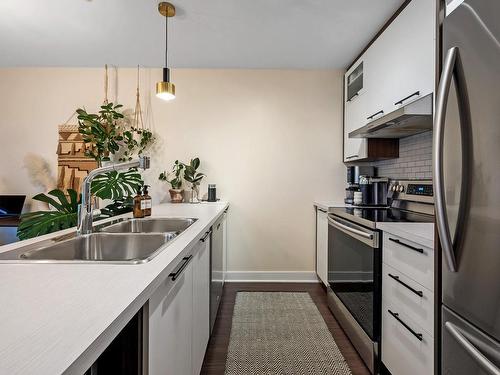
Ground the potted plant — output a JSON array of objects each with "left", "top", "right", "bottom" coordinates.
[
  {"left": 76, "top": 103, "right": 125, "bottom": 166},
  {"left": 159, "top": 160, "right": 185, "bottom": 203},
  {"left": 183, "top": 158, "right": 205, "bottom": 203}
]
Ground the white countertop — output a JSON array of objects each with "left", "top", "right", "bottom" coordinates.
[
  {"left": 0, "top": 202, "right": 228, "bottom": 375},
  {"left": 376, "top": 222, "right": 434, "bottom": 249},
  {"left": 313, "top": 201, "right": 345, "bottom": 212}
]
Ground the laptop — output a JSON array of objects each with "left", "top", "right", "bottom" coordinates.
[{"left": 0, "top": 195, "right": 26, "bottom": 217}]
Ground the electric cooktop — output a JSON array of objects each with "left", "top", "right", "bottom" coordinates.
[
  {"left": 333, "top": 179, "right": 435, "bottom": 228},
  {"left": 330, "top": 206, "right": 434, "bottom": 229}
]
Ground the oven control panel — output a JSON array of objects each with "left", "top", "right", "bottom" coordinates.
[
  {"left": 407, "top": 184, "right": 433, "bottom": 196},
  {"left": 390, "top": 180, "right": 434, "bottom": 204}
]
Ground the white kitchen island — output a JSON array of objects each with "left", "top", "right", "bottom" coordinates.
[{"left": 0, "top": 202, "right": 228, "bottom": 375}]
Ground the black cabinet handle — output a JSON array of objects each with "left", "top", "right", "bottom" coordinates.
[
  {"left": 367, "top": 110, "right": 384, "bottom": 120},
  {"left": 395, "top": 91, "right": 420, "bottom": 106},
  {"left": 200, "top": 230, "right": 212, "bottom": 242},
  {"left": 169, "top": 255, "right": 192, "bottom": 281},
  {"left": 388, "top": 309, "right": 423, "bottom": 341},
  {"left": 388, "top": 273, "right": 423, "bottom": 297},
  {"left": 345, "top": 155, "right": 359, "bottom": 160},
  {"left": 347, "top": 92, "right": 359, "bottom": 102},
  {"left": 317, "top": 208, "right": 327, "bottom": 213},
  {"left": 389, "top": 237, "right": 424, "bottom": 254}
]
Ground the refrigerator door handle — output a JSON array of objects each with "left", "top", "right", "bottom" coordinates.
[
  {"left": 434, "top": 46, "right": 473, "bottom": 273},
  {"left": 445, "top": 322, "right": 500, "bottom": 375}
]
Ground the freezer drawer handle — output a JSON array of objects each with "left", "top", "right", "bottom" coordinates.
[
  {"left": 345, "top": 155, "right": 359, "bottom": 160},
  {"left": 445, "top": 322, "right": 500, "bottom": 375},
  {"left": 200, "top": 230, "right": 212, "bottom": 242},
  {"left": 434, "top": 46, "right": 473, "bottom": 273},
  {"left": 367, "top": 110, "right": 384, "bottom": 120},
  {"left": 394, "top": 91, "right": 420, "bottom": 106},
  {"left": 388, "top": 273, "right": 423, "bottom": 297},
  {"left": 388, "top": 237, "right": 424, "bottom": 254},
  {"left": 169, "top": 255, "right": 193, "bottom": 281},
  {"left": 388, "top": 309, "right": 423, "bottom": 341}
]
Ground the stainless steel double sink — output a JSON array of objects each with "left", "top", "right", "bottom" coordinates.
[{"left": 0, "top": 218, "right": 197, "bottom": 264}]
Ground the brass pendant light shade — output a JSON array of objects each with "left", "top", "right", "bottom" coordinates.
[
  {"left": 156, "top": 68, "right": 176, "bottom": 101},
  {"left": 156, "top": 2, "right": 176, "bottom": 101}
]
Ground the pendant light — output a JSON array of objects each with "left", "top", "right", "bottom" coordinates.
[{"left": 156, "top": 2, "right": 176, "bottom": 101}]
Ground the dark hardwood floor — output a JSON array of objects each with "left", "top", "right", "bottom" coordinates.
[{"left": 200, "top": 282, "right": 370, "bottom": 375}]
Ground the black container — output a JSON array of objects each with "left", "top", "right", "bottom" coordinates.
[
  {"left": 359, "top": 176, "right": 373, "bottom": 205},
  {"left": 207, "top": 184, "right": 217, "bottom": 202}
]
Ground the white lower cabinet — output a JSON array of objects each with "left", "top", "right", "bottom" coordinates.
[
  {"left": 192, "top": 239, "right": 210, "bottom": 375},
  {"left": 382, "top": 263, "right": 434, "bottom": 334},
  {"left": 315, "top": 208, "right": 328, "bottom": 285},
  {"left": 381, "top": 229, "right": 434, "bottom": 375},
  {"left": 382, "top": 299, "right": 434, "bottom": 375},
  {"left": 149, "top": 257, "right": 194, "bottom": 375},
  {"left": 148, "top": 235, "right": 211, "bottom": 375}
]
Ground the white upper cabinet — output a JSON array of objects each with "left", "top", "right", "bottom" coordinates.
[
  {"left": 344, "top": 58, "right": 368, "bottom": 162},
  {"left": 365, "top": 0, "right": 435, "bottom": 118},
  {"left": 364, "top": 36, "right": 394, "bottom": 122},
  {"left": 382, "top": 0, "right": 435, "bottom": 110},
  {"left": 343, "top": 0, "right": 436, "bottom": 162}
]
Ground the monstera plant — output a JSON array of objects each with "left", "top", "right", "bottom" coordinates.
[
  {"left": 17, "top": 189, "right": 81, "bottom": 240},
  {"left": 17, "top": 169, "right": 143, "bottom": 240}
]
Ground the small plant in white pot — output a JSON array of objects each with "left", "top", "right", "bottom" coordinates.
[{"left": 159, "top": 160, "right": 185, "bottom": 203}]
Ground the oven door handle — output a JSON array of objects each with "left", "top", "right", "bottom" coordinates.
[{"left": 328, "top": 216, "right": 373, "bottom": 240}]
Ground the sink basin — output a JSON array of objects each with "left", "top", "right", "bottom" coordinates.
[
  {"left": 1, "top": 233, "right": 176, "bottom": 264},
  {"left": 100, "top": 218, "right": 197, "bottom": 234},
  {"left": 0, "top": 218, "right": 198, "bottom": 264}
]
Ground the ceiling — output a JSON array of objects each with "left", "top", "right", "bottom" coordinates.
[{"left": 0, "top": 0, "right": 403, "bottom": 69}]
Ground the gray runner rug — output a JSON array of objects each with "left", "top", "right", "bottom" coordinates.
[{"left": 224, "top": 292, "right": 352, "bottom": 375}]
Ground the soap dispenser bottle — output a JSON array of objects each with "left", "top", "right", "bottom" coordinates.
[
  {"left": 143, "top": 185, "right": 152, "bottom": 217},
  {"left": 133, "top": 187, "right": 145, "bottom": 218}
]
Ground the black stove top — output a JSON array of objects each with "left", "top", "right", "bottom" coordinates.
[{"left": 331, "top": 206, "right": 434, "bottom": 229}]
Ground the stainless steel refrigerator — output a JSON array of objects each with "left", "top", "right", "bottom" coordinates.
[{"left": 434, "top": 0, "right": 500, "bottom": 374}]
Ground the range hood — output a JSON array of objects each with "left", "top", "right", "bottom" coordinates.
[{"left": 349, "top": 93, "right": 433, "bottom": 139}]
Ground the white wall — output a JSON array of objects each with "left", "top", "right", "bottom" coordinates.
[{"left": 0, "top": 68, "right": 345, "bottom": 273}]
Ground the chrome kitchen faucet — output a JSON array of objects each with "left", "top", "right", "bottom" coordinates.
[{"left": 77, "top": 156, "right": 151, "bottom": 235}]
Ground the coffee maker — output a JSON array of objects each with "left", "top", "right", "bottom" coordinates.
[
  {"left": 345, "top": 166, "right": 376, "bottom": 205},
  {"left": 345, "top": 166, "right": 389, "bottom": 206}
]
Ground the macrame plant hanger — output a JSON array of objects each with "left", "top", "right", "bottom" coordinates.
[
  {"left": 133, "top": 65, "right": 146, "bottom": 130},
  {"left": 103, "top": 64, "right": 109, "bottom": 105}
]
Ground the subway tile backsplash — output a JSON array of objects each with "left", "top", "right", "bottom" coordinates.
[{"left": 371, "top": 131, "right": 433, "bottom": 180}]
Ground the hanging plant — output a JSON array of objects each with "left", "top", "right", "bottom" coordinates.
[
  {"left": 119, "top": 127, "right": 155, "bottom": 162},
  {"left": 119, "top": 65, "right": 155, "bottom": 161}
]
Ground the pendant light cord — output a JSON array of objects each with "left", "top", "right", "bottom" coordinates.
[{"left": 165, "top": 13, "right": 168, "bottom": 67}]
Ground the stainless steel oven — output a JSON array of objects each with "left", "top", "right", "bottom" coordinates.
[{"left": 327, "top": 214, "right": 381, "bottom": 374}]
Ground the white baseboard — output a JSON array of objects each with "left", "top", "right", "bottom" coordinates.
[{"left": 225, "top": 271, "right": 319, "bottom": 283}]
